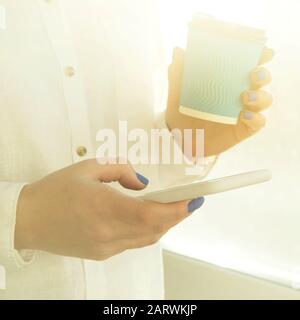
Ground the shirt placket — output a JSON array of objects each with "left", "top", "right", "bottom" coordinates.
[
  {"left": 37, "top": 0, "right": 95, "bottom": 299},
  {"left": 38, "top": 0, "right": 93, "bottom": 163}
]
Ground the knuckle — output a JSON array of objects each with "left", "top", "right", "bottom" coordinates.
[
  {"left": 137, "top": 236, "right": 159, "bottom": 248},
  {"left": 93, "top": 244, "right": 113, "bottom": 261},
  {"left": 147, "top": 234, "right": 161, "bottom": 246},
  {"left": 95, "top": 253, "right": 112, "bottom": 261},
  {"left": 94, "top": 254, "right": 109, "bottom": 261}
]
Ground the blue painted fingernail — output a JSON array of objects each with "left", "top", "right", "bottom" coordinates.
[
  {"left": 188, "top": 197, "right": 205, "bottom": 213},
  {"left": 244, "top": 111, "right": 253, "bottom": 120},
  {"left": 257, "top": 70, "right": 265, "bottom": 81},
  {"left": 136, "top": 173, "right": 149, "bottom": 185},
  {"left": 248, "top": 91, "right": 258, "bottom": 102}
]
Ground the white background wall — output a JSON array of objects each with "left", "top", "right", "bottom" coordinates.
[{"left": 159, "top": 0, "right": 300, "bottom": 288}]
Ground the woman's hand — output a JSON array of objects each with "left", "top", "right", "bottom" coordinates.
[
  {"left": 15, "top": 159, "right": 204, "bottom": 261},
  {"left": 166, "top": 47, "right": 274, "bottom": 157}
]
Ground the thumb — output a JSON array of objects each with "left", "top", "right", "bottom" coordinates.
[{"left": 84, "top": 159, "right": 149, "bottom": 190}]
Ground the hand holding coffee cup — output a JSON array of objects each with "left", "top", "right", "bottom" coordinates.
[{"left": 166, "top": 14, "right": 273, "bottom": 156}]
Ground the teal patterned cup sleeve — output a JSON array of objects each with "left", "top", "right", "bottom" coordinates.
[{"left": 180, "top": 14, "right": 267, "bottom": 125}]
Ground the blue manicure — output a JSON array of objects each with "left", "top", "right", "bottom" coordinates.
[
  {"left": 248, "top": 91, "right": 257, "bottom": 102},
  {"left": 136, "top": 173, "right": 149, "bottom": 185},
  {"left": 188, "top": 197, "right": 205, "bottom": 213}
]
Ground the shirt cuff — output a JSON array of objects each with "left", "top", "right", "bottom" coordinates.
[{"left": 3, "top": 183, "right": 36, "bottom": 268}]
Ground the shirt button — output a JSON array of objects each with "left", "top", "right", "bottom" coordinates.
[
  {"left": 76, "top": 146, "right": 87, "bottom": 157},
  {"left": 65, "top": 66, "right": 75, "bottom": 77}
]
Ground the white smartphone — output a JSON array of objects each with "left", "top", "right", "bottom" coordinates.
[{"left": 139, "top": 169, "right": 272, "bottom": 203}]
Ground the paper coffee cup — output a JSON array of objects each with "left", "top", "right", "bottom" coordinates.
[{"left": 179, "top": 14, "right": 267, "bottom": 125}]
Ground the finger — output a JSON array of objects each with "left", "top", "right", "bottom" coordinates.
[
  {"left": 140, "top": 197, "right": 205, "bottom": 231},
  {"left": 84, "top": 159, "right": 149, "bottom": 190},
  {"left": 114, "top": 196, "right": 205, "bottom": 244},
  {"left": 241, "top": 90, "right": 273, "bottom": 112},
  {"left": 96, "top": 247, "right": 126, "bottom": 261},
  {"left": 164, "top": 197, "right": 206, "bottom": 230},
  {"left": 259, "top": 47, "right": 274, "bottom": 65},
  {"left": 250, "top": 67, "right": 272, "bottom": 89},
  {"left": 113, "top": 234, "right": 163, "bottom": 252},
  {"left": 237, "top": 110, "right": 266, "bottom": 139},
  {"left": 106, "top": 217, "right": 150, "bottom": 240}
]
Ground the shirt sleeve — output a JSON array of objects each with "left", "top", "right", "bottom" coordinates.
[
  {"left": 154, "top": 111, "right": 219, "bottom": 188},
  {"left": 0, "top": 182, "right": 36, "bottom": 269}
]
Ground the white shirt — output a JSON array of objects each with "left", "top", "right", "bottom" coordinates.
[{"left": 0, "top": 0, "right": 214, "bottom": 299}]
